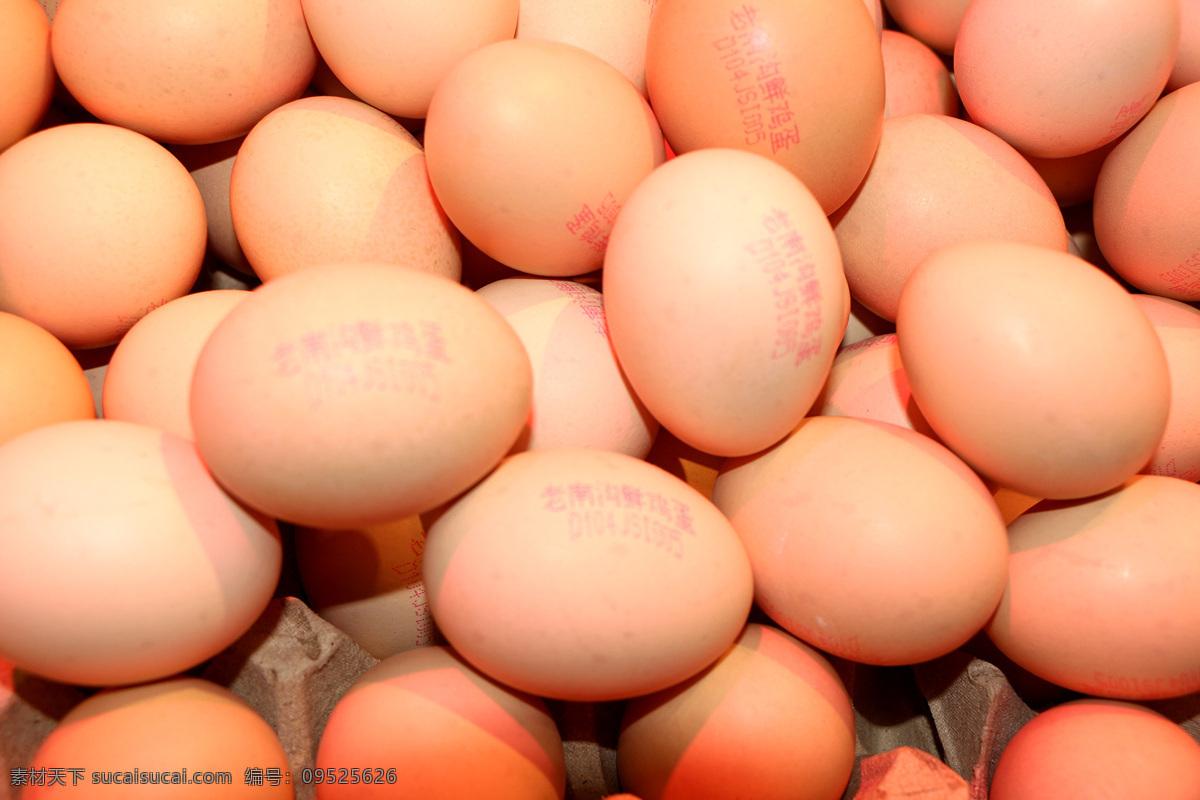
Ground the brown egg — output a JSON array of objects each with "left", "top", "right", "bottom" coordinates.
[
  {"left": 618, "top": 624, "right": 855, "bottom": 800},
  {"left": 316, "top": 646, "right": 566, "bottom": 800},
  {"left": 603, "top": 148, "right": 849, "bottom": 458},
  {"left": 103, "top": 290, "right": 251, "bottom": 440},
  {"left": 0, "top": 311, "right": 94, "bottom": 447},
  {"left": 300, "top": 0, "right": 518, "bottom": 120},
  {"left": 0, "top": 123, "right": 207, "bottom": 349},
  {"left": 880, "top": 30, "right": 958, "bottom": 118},
  {"left": 896, "top": 240, "right": 1170, "bottom": 500},
  {"left": 1168, "top": 0, "right": 1200, "bottom": 91},
  {"left": 644, "top": 0, "right": 884, "bottom": 214},
  {"left": 1022, "top": 138, "right": 1122, "bottom": 209},
  {"left": 50, "top": 0, "right": 317, "bottom": 144},
  {"left": 190, "top": 262, "right": 532, "bottom": 529},
  {"left": 1093, "top": 83, "right": 1200, "bottom": 300},
  {"left": 713, "top": 416, "right": 1009, "bottom": 666},
  {"left": 423, "top": 447, "right": 754, "bottom": 701},
  {"left": 0, "top": 0, "right": 53, "bottom": 153},
  {"left": 424, "top": 38, "right": 665, "bottom": 277},
  {"left": 832, "top": 114, "right": 1068, "bottom": 321},
  {"left": 0, "top": 420, "right": 281, "bottom": 687},
  {"left": 955, "top": 0, "right": 1180, "bottom": 158},
  {"left": 1132, "top": 294, "right": 1200, "bottom": 481},
  {"left": 230, "top": 95, "right": 461, "bottom": 284},
  {"left": 881, "top": 0, "right": 970, "bottom": 54},
  {"left": 26, "top": 678, "right": 292, "bottom": 799}
]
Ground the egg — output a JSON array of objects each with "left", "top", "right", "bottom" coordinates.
[
  {"left": 713, "top": 416, "right": 1009, "bottom": 666},
  {"left": 229, "top": 95, "right": 461, "bottom": 284},
  {"left": 190, "top": 262, "right": 532, "bottom": 528},
  {"left": 1131, "top": 294, "right": 1200, "bottom": 481},
  {"left": 880, "top": 30, "right": 959, "bottom": 118},
  {"left": 0, "top": 0, "right": 54, "bottom": 153},
  {"left": 0, "top": 123, "right": 207, "bottom": 349},
  {"left": 896, "top": 239, "right": 1170, "bottom": 500},
  {"left": 423, "top": 447, "right": 754, "bottom": 701},
  {"left": 0, "top": 420, "right": 281, "bottom": 686},
  {"left": 50, "top": 0, "right": 318, "bottom": 144},
  {"left": 603, "top": 148, "right": 848, "bottom": 457},
  {"left": 880, "top": 0, "right": 969, "bottom": 54},
  {"left": 424, "top": 38, "right": 665, "bottom": 277},
  {"left": 25, "top": 677, "right": 292, "bottom": 799},
  {"left": 0, "top": 311, "right": 94, "bottom": 447}
]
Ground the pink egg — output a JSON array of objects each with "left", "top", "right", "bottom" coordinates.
[
  {"left": 713, "top": 416, "right": 1009, "bottom": 666},
  {"left": 618, "top": 624, "right": 855, "bottom": 800},
  {"left": 423, "top": 447, "right": 754, "bottom": 701},
  {"left": 190, "top": 262, "right": 532, "bottom": 528},
  {"left": 0, "top": 420, "right": 281, "bottom": 687},
  {"left": 1132, "top": 294, "right": 1200, "bottom": 481},
  {"left": 603, "top": 148, "right": 849, "bottom": 458},
  {"left": 103, "top": 290, "right": 251, "bottom": 441},
  {"left": 830, "top": 114, "right": 1068, "bottom": 321},
  {"left": 476, "top": 277, "right": 658, "bottom": 457},
  {"left": 50, "top": 0, "right": 317, "bottom": 144},
  {"left": 316, "top": 646, "right": 566, "bottom": 800},
  {"left": 424, "top": 38, "right": 665, "bottom": 277},
  {"left": 881, "top": 0, "right": 970, "bottom": 54},
  {"left": 1093, "top": 82, "right": 1200, "bottom": 300},
  {"left": 0, "top": 123, "right": 207, "bottom": 349},
  {"left": 896, "top": 240, "right": 1170, "bottom": 500},
  {"left": 644, "top": 0, "right": 884, "bottom": 214},
  {"left": 988, "top": 475, "right": 1200, "bottom": 699},
  {"left": 880, "top": 30, "right": 958, "bottom": 118},
  {"left": 1022, "top": 138, "right": 1122, "bottom": 209},
  {"left": 955, "top": 0, "right": 1180, "bottom": 158},
  {"left": 990, "top": 699, "right": 1200, "bottom": 800},
  {"left": 1168, "top": 0, "right": 1200, "bottom": 91},
  {"left": 230, "top": 95, "right": 461, "bottom": 284}
]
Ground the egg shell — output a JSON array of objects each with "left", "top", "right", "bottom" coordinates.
[
  {"left": 987, "top": 475, "right": 1200, "bottom": 700},
  {"left": 423, "top": 38, "right": 665, "bottom": 277},
  {"left": 423, "top": 447, "right": 754, "bottom": 702},
  {"left": 0, "top": 123, "right": 207, "bottom": 349},
  {"left": 315, "top": 645, "right": 566, "bottom": 800},
  {"left": 515, "top": 0, "right": 654, "bottom": 96},
  {"left": 808, "top": 333, "right": 937, "bottom": 439},
  {"left": 191, "top": 262, "right": 531, "bottom": 528},
  {"left": 476, "top": 277, "right": 658, "bottom": 458},
  {"left": 300, "top": 0, "right": 519, "bottom": 120},
  {"left": 295, "top": 515, "right": 440, "bottom": 660},
  {"left": 896, "top": 239, "right": 1170, "bottom": 500},
  {"left": 644, "top": 0, "right": 884, "bottom": 214},
  {"left": 880, "top": 0, "right": 969, "bottom": 54},
  {"left": 0, "top": 419, "right": 281, "bottom": 687},
  {"left": 103, "top": 289, "right": 251, "bottom": 441},
  {"left": 0, "top": 311, "right": 94, "bottom": 447},
  {"left": 830, "top": 113, "right": 1068, "bottom": 321},
  {"left": 1168, "top": 0, "right": 1200, "bottom": 91},
  {"left": 50, "top": 0, "right": 317, "bottom": 144},
  {"left": 0, "top": 0, "right": 54, "bottom": 153},
  {"left": 617, "top": 623, "right": 855, "bottom": 800},
  {"left": 712, "top": 416, "right": 1009, "bottom": 666},
  {"left": 603, "top": 148, "right": 849, "bottom": 458},
  {"left": 989, "top": 699, "right": 1200, "bottom": 800},
  {"left": 25, "top": 677, "right": 292, "bottom": 799},
  {"left": 954, "top": 0, "right": 1181, "bottom": 158},
  {"left": 230, "top": 95, "right": 461, "bottom": 285},
  {"left": 1131, "top": 294, "right": 1200, "bottom": 481},
  {"left": 1093, "top": 83, "right": 1200, "bottom": 300},
  {"left": 170, "top": 137, "right": 252, "bottom": 274},
  {"left": 1022, "top": 137, "right": 1121, "bottom": 209},
  {"left": 880, "top": 30, "right": 958, "bottom": 118}
]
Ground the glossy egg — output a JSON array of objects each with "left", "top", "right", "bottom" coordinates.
[
  {"left": 190, "top": 262, "right": 532, "bottom": 528},
  {"left": 987, "top": 475, "right": 1200, "bottom": 700},
  {"left": 0, "top": 420, "right": 281, "bottom": 686},
  {"left": 423, "top": 447, "right": 754, "bottom": 701},
  {"left": 645, "top": 0, "right": 884, "bottom": 213},
  {"left": 896, "top": 240, "right": 1170, "bottom": 500},
  {"left": 618, "top": 624, "right": 855, "bottom": 800},
  {"left": 603, "top": 148, "right": 849, "bottom": 457}
]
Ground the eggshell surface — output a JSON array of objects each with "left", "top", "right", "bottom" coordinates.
[
  {"left": 423, "top": 448, "right": 754, "bottom": 701},
  {"left": 0, "top": 420, "right": 281, "bottom": 687},
  {"left": 987, "top": 475, "right": 1200, "bottom": 700},
  {"left": 1132, "top": 294, "right": 1200, "bottom": 481},
  {"left": 880, "top": 30, "right": 958, "bottom": 118},
  {"left": 603, "top": 148, "right": 848, "bottom": 457},
  {"left": 896, "top": 240, "right": 1170, "bottom": 499},
  {"left": 190, "top": 262, "right": 532, "bottom": 528},
  {"left": 618, "top": 624, "right": 855, "bottom": 800},
  {"left": 0, "top": 311, "right": 94, "bottom": 446},
  {"left": 516, "top": 0, "right": 654, "bottom": 96},
  {"left": 0, "top": 0, "right": 53, "bottom": 152},
  {"left": 25, "top": 678, "right": 293, "bottom": 798}
]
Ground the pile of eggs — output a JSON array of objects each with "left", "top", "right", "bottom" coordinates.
[{"left": 2, "top": 0, "right": 1200, "bottom": 796}]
